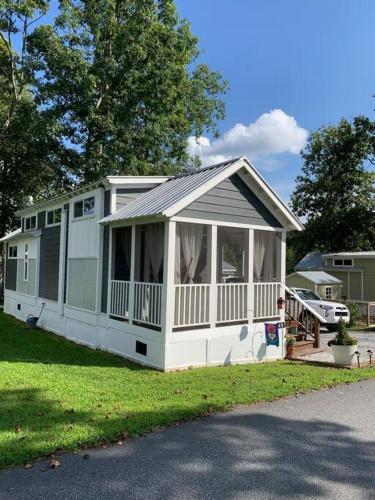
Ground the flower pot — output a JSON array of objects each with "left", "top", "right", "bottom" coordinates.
[{"left": 331, "top": 344, "right": 357, "bottom": 366}]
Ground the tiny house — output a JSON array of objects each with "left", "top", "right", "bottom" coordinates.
[{"left": 1, "top": 157, "right": 303, "bottom": 370}]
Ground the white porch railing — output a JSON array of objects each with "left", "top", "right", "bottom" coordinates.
[
  {"left": 133, "top": 282, "right": 163, "bottom": 327},
  {"left": 254, "top": 282, "right": 282, "bottom": 319},
  {"left": 217, "top": 283, "right": 248, "bottom": 323},
  {"left": 174, "top": 284, "right": 210, "bottom": 328},
  {"left": 110, "top": 280, "right": 130, "bottom": 319}
]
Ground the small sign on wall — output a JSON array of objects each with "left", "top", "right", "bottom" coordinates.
[{"left": 265, "top": 323, "right": 280, "bottom": 347}]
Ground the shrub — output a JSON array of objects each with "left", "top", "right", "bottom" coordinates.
[
  {"left": 328, "top": 318, "right": 358, "bottom": 346},
  {"left": 347, "top": 302, "right": 361, "bottom": 327}
]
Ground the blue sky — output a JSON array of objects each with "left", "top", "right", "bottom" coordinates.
[
  {"left": 30, "top": 1, "right": 375, "bottom": 202},
  {"left": 175, "top": 0, "right": 375, "bottom": 201}
]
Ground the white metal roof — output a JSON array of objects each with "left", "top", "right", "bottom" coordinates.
[
  {"left": 288, "top": 271, "right": 343, "bottom": 285},
  {"left": 325, "top": 252, "right": 375, "bottom": 258},
  {"left": 99, "top": 157, "right": 303, "bottom": 231},
  {"left": 0, "top": 228, "right": 22, "bottom": 243},
  {"left": 100, "top": 158, "right": 239, "bottom": 223}
]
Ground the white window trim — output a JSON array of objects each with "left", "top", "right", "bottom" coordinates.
[
  {"left": 24, "top": 215, "right": 37, "bottom": 232},
  {"left": 333, "top": 258, "right": 353, "bottom": 267},
  {"left": 24, "top": 244, "right": 29, "bottom": 282},
  {"left": 73, "top": 196, "right": 96, "bottom": 220},
  {"left": 46, "top": 208, "right": 62, "bottom": 227},
  {"left": 325, "top": 286, "right": 333, "bottom": 299},
  {"left": 8, "top": 245, "right": 18, "bottom": 259}
]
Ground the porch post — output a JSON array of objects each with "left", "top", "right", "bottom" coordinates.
[
  {"left": 280, "top": 231, "right": 287, "bottom": 323},
  {"left": 247, "top": 229, "right": 254, "bottom": 323},
  {"left": 128, "top": 224, "right": 136, "bottom": 324},
  {"left": 106, "top": 226, "right": 113, "bottom": 316},
  {"left": 161, "top": 220, "right": 176, "bottom": 369},
  {"left": 209, "top": 225, "right": 217, "bottom": 328}
]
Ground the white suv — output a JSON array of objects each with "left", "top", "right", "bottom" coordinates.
[{"left": 289, "top": 288, "right": 350, "bottom": 331}]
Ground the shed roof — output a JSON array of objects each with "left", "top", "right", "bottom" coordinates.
[
  {"left": 295, "top": 252, "right": 326, "bottom": 271},
  {"left": 289, "top": 271, "right": 342, "bottom": 285},
  {"left": 99, "top": 157, "right": 303, "bottom": 231}
]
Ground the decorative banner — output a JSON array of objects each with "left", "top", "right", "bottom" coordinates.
[{"left": 265, "top": 323, "right": 280, "bottom": 347}]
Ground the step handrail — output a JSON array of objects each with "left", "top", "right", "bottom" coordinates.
[{"left": 285, "top": 285, "right": 327, "bottom": 324}]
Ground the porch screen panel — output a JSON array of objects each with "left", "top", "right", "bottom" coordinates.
[
  {"left": 253, "top": 231, "right": 281, "bottom": 283},
  {"left": 174, "top": 223, "right": 210, "bottom": 327},
  {"left": 135, "top": 223, "right": 164, "bottom": 284}
]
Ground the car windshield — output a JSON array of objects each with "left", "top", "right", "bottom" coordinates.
[{"left": 295, "top": 289, "right": 321, "bottom": 301}]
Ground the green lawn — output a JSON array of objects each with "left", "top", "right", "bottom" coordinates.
[{"left": 1, "top": 311, "right": 374, "bottom": 468}]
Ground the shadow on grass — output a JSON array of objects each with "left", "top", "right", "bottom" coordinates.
[
  {"left": 0, "top": 385, "right": 374, "bottom": 499},
  {"left": 0, "top": 313, "right": 145, "bottom": 369}
]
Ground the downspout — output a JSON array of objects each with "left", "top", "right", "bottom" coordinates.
[{"left": 58, "top": 207, "right": 68, "bottom": 316}]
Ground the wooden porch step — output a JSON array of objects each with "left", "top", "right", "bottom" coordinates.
[{"left": 288, "top": 340, "right": 318, "bottom": 357}]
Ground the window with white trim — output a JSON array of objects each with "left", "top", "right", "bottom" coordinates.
[
  {"left": 8, "top": 245, "right": 18, "bottom": 258},
  {"left": 333, "top": 259, "right": 353, "bottom": 267},
  {"left": 24, "top": 215, "right": 36, "bottom": 231},
  {"left": 73, "top": 196, "right": 95, "bottom": 218},
  {"left": 24, "top": 244, "right": 29, "bottom": 281},
  {"left": 46, "top": 208, "right": 62, "bottom": 226},
  {"left": 325, "top": 286, "right": 332, "bottom": 300}
]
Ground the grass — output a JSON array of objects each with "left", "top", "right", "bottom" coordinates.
[{"left": 1, "top": 312, "right": 375, "bottom": 468}]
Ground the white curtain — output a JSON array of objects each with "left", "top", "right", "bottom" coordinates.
[
  {"left": 254, "top": 231, "right": 277, "bottom": 282},
  {"left": 179, "top": 224, "right": 204, "bottom": 284},
  {"left": 145, "top": 223, "right": 164, "bottom": 283}
]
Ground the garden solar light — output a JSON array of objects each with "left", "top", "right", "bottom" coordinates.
[
  {"left": 367, "top": 350, "right": 373, "bottom": 365},
  {"left": 354, "top": 351, "right": 361, "bottom": 368}
]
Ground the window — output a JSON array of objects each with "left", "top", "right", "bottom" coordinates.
[
  {"left": 253, "top": 231, "right": 282, "bottom": 282},
  {"left": 8, "top": 245, "right": 17, "bottom": 258},
  {"left": 135, "top": 223, "right": 164, "bottom": 283},
  {"left": 334, "top": 259, "right": 353, "bottom": 267},
  {"left": 217, "top": 226, "right": 247, "bottom": 283},
  {"left": 24, "top": 244, "right": 29, "bottom": 281},
  {"left": 74, "top": 196, "right": 95, "bottom": 218},
  {"left": 46, "top": 208, "right": 62, "bottom": 226},
  {"left": 325, "top": 286, "right": 333, "bottom": 300},
  {"left": 24, "top": 215, "right": 36, "bottom": 231},
  {"left": 175, "top": 223, "right": 209, "bottom": 284}
]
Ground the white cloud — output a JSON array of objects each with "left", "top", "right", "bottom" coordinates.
[{"left": 188, "top": 109, "right": 308, "bottom": 170}]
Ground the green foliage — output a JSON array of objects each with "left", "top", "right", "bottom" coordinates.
[
  {"left": 347, "top": 302, "right": 361, "bottom": 327},
  {"left": 0, "top": 312, "right": 374, "bottom": 467},
  {"left": 28, "top": 0, "right": 228, "bottom": 181},
  {"left": 329, "top": 318, "right": 358, "bottom": 346},
  {"left": 291, "top": 117, "right": 375, "bottom": 255}
]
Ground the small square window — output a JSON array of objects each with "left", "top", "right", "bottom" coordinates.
[
  {"left": 84, "top": 197, "right": 95, "bottom": 216},
  {"left": 24, "top": 215, "right": 36, "bottom": 231},
  {"left": 74, "top": 200, "right": 83, "bottom": 218},
  {"left": 47, "top": 208, "right": 62, "bottom": 226},
  {"left": 343, "top": 259, "right": 352, "bottom": 266},
  {"left": 8, "top": 246, "right": 17, "bottom": 258},
  {"left": 47, "top": 211, "right": 54, "bottom": 225},
  {"left": 325, "top": 287, "right": 332, "bottom": 300}
]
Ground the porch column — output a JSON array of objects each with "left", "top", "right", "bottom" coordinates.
[
  {"left": 280, "top": 231, "right": 286, "bottom": 323},
  {"left": 209, "top": 225, "right": 217, "bottom": 328},
  {"left": 247, "top": 229, "right": 254, "bottom": 323},
  {"left": 161, "top": 221, "right": 176, "bottom": 366},
  {"left": 128, "top": 224, "right": 136, "bottom": 324}
]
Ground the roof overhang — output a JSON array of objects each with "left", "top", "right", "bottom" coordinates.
[{"left": 0, "top": 228, "right": 41, "bottom": 243}]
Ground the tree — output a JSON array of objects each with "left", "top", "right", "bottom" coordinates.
[
  {"left": 29, "top": 0, "right": 228, "bottom": 182},
  {"left": 290, "top": 117, "right": 375, "bottom": 257},
  {"left": 0, "top": 1, "right": 72, "bottom": 237}
]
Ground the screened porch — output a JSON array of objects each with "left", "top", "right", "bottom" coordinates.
[{"left": 108, "top": 221, "right": 284, "bottom": 331}]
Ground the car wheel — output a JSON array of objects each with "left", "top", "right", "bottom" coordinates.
[{"left": 326, "top": 324, "right": 337, "bottom": 332}]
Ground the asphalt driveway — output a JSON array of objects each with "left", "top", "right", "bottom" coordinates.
[{"left": 1, "top": 378, "right": 374, "bottom": 499}]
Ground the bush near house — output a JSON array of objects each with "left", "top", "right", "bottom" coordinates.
[
  {"left": 0, "top": 312, "right": 374, "bottom": 468},
  {"left": 347, "top": 302, "right": 361, "bottom": 327}
]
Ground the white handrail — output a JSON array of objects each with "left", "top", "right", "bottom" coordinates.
[{"left": 285, "top": 285, "right": 327, "bottom": 323}]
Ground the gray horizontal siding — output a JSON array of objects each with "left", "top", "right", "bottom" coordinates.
[
  {"left": 16, "top": 259, "right": 36, "bottom": 296},
  {"left": 39, "top": 226, "right": 61, "bottom": 301},
  {"left": 5, "top": 257, "right": 17, "bottom": 291},
  {"left": 67, "top": 258, "right": 97, "bottom": 311},
  {"left": 178, "top": 174, "right": 283, "bottom": 228},
  {"left": 116, "top": 187, "right": 155, "bottom": 210}
]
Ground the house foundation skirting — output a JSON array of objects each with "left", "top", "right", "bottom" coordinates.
[{"left": 4, "top": 290, "right": 285, "bottom": 370}]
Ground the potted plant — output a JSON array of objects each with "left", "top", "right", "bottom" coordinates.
[
  {"left": 328, "top": 319, "right": 358, "bottom": 366},
  {"left": 286, "top": 335, "right": 296, "bottom": 357}
]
